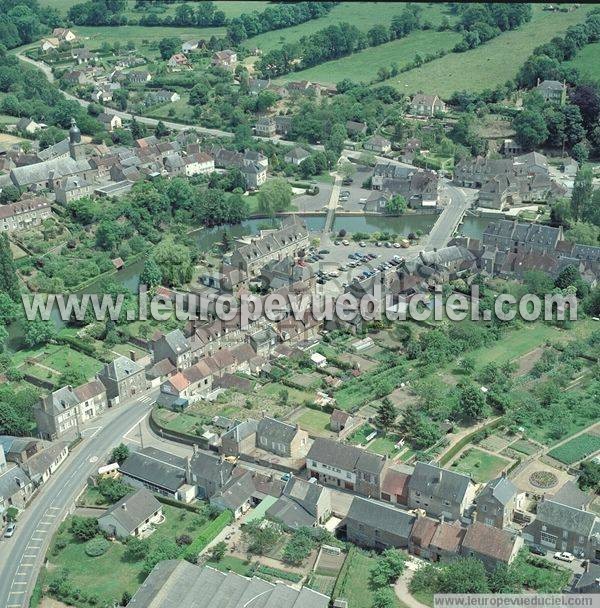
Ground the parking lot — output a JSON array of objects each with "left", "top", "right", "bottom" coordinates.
[{"left": 302, "top": 240, "right": 420, "bottom": 296}]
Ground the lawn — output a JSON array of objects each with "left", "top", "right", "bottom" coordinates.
[
  {"left": 75, "top": 25, "right": 226, "bottom": 48},
  {"left": 275, "top": 30, "right": 462, "bottom": 86},
  {"left": 297, "top": 409, "right": 332, "bottom": 436},
  {"left": 565, "top": 42, "right": 600, "bottom": 82},
  {"left": 46, "top": 504, "right": 211, "bottom": 608},
  {"left": 245, "top": 2, "right": 457, "bottom": 53},
  {"left": 348, "top": 423, "right": 377, "bottom": 446},
  {"left": 381, "top": 4, "right": 599, "bottom": 96},
  {"left": 332, "top": 546, "right": 403, "bottom": 608},
  {"left": 508, "top": 438, "right": 540, "bottom": 456},
  {"left": 452, "top": 448, "right": 510, "bottom": 483},
  {"left": 548, "top": 433, "right": 600, "bottom": 465},
  {"left": 39, "top": 346, "right": 103, "bottom": 380},
  {"left": 155, "top": 408, "right": 206, "bottom": 435},
  {"left": 258, "top": 382, "right": 313, "bottom": 405},
  {"left": 369, "top": 434, "right": 402, "bottom": 457},
  {"left": 145, "top": 93, "right": 194, "bottom": 122}
]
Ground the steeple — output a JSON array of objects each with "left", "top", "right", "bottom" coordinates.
[
  {"left": 68, "top": 118, "right": 85, "bottom": 160},
  {"left": 69, "top": 118, "right": 81, "bottom": 144}
]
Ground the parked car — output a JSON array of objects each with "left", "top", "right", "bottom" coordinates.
[
  {"left": 281, "top": 473, "right": 291, "bottom": 481},
  {"left": 334, "top": 240, "right": 340, "bottom": 246},
  {"left": 359, "top": 241, "right": 366, "bottom": 247},
  {"left": 554, "top": 551, "right": 575, "bottom": 563},
  {"left": 375, "top": 241, "right": 382, "bottom": 247},
  {"left": 318, "top": 249, "right": 330, "bottom": 255},
  {"left": 384, "top": 241, "right": 392, "bottom": 248},
  {"left": 342, "top": 177, "right": 353, "bottom": 185},
  {"left": 393, "top": 242, "right": 401, "bottom": 248},
  {"left": 529, "top": 544, "right": 546, "bottom": 556},
  {"left": 342, "top": 240, "right": 349, "bottom": 246},
  {"left": 4, "top": 523, "right": 16, "bottom": 538}
]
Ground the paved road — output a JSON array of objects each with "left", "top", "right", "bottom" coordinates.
[
  {"left": 0, "top": 396, "right": 155, "bottom": 608},
  {"left": 424, "top": 183, "right": 477, "bottom": 251}
]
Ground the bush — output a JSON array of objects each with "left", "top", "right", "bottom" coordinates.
[
  {"left": 70, "top": 516, "right": 100, "bottom": 541},
  {"left": 183, "top": 511, "right": 233, "bottom": 562},
  {"left": 85, "top": 536, "right": 110, "bottom": 557}
]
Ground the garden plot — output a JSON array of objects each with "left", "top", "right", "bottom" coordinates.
[
  {"left": 338, "top": 353, "right": 379, "bottom": 372},
  {"left": 548, "top": 432, "right": 600, "bottom": 465},
  {"left": 293, "top": 408, "right": 335, "bottom": 438},
  {"left": 451, "top": 447, "right": 512, "bottom": 483},
  {"left": 289, "top": 371, "right": 322, "bottom": 389},
  {"left": 479, "top": 433, "right": 513, "bottom": 453}
]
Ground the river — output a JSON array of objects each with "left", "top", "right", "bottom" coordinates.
[{"left": 8, "top": 214, "right": 491, "bottom": 348}]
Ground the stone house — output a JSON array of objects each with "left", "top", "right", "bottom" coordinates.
[
  {"left": 284, "top": 146, "right": 311, "bottom": 166},
  {"left": 306, "top": 438, "right": 390, "bottom": 499},
  {"left": 363, "top": 135, "right": 391, "bottom": 154},
  {"left": 410, "top": 94, "right": 447, "bottom": 116},
  {"left": 474, "top": 475, "right": 521, "bottom": 529},
  {"left": 381, "top": 465, "right": 413, "bottom": 506},
  {"left": 255, "top": 417, "right": 308, "bottom": 458},
  {"left": 167, "top": 53, "right": 192, "bottom": 71},
  {"left": 185, "top": 448, "right": 234, "bottom": 499},
  {"left": 267, "top": 476, "right": 332, "bottom": 529},
  {"left": 346, "top": 496, "right": 416, "bottom": 550},
  {"left": 98, "top": 488, "right": 163, "bottom": 539},
  {"left": 460, "top": 521, "right": 523, "bottom": 570},
  {"left": 255, "top": 116, "right": 276, "bottom": 137},
  {"left": 53, "top": 28, "right": 77, "bottom": 43},
  {"left": 220, "top": 420, "right": 259, "bottom": 457},
  {"left": 526, "top": 496, "right": 600, "bottom": 560},
  {"left": 35, "top": 380, "right": 108, "bottom": 440},
  {"left": 152, "top": 329, "right": 192, "bottom": 371},
  {"left": 212, "top": 49, "right": 237, "bottom": 69},
  {"left": 407, "top": 462, "right": 475, "bottom": 521},
  {"left": 98, "top": 356, "right": 147, "bottom": 404},
  {"left": 535, "top": 79, "right": 566, "bottom": 105},
  {"left": 128, "top": 71, "right": 152, "bottom": 85},
  {"left": 346, "top": 120, "right": 367, "bottom": 138},
  {"left": 0, "top": 463, "right": 34, "bottom": 513},
  {"left": 54, "top": 176, "right": 93, "bottom": 204},
  {"left": 0, "top": 198, "right": 52, "bottom": 233},
  {"left": 98, "top": 112, "right": 122, "bottom": 132}
]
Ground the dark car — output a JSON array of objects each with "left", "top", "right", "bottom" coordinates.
[
  {"left": 528, "top": 544, "right": 546, "bottom": 556},
  {"left": 319, "top": 249, "right": 330, "bottom": 255}
]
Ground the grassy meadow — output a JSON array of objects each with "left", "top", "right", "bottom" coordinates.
[
  {"left": 381, "top": 4, "right": 599, "bottom": 96},
  {"left": 565, "top": 42, "right": 600, "bottom": 82},
  {"left": 275, "top": 30, "right": 462, "bottom": 86}
]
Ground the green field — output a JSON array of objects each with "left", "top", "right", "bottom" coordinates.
[
  {"left": 75, "top": 25, "right": 226, "bottom": 48},
  {"left": 46, "top": 504, "right": 210, "bottom": 607},
  {"left": 452, "top": 447, "right": 510, "bottom": 483},
  {"left": 276, "top": 30, "right": 462, "bottom": 86},
  {"left": 369, "top": 434, "right": 402, "bottom": 457},
  {"left": 43, "top": 0, "right": 266, "bottom": 19},
  {"left": 382, "top": 4, "right": 598, "bottom": 97},
  {"left": 565, "top": 42, "right": 600, "bottom": 82},
  {"left": 333, "top": 547, "right": 403, "bottom": 608},
  {"left": 297, "top": 409, "right": 332, "bottom": 436},
  {"left": 245, "top": 2, "right": 456, "bottom": 53},
  {"left": 548, "top": 433, "right": 600, "bottom": 465}
]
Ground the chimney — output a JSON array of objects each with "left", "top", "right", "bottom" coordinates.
[{"left": 129, "top": 349, "right": 136, "bottom": 361}]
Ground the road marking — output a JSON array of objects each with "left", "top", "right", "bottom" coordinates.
[
  {"left": 48, "top": 506, "right": 60, "bottom": 511},
  {"left": 23, "top": 553, "right": 37, "bottom": 558},
  {"left": 123, "top": 410, "right": 150, "bottom": 439},
  {"left": 12, "top": 582, "right": 27, "bottom": 586},
  {"left": 9, "top": 590, "right": 25, "bottom": 595}
]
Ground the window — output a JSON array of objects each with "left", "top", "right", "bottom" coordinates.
[{"left": 541, "top": 531, "right": 557, "bottom": 545}]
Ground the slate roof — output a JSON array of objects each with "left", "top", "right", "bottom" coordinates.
[
  {"left": 211, "top": 469, "right": 256, "bottom": 511},
  {"left": 222, "top": 419, "right": 258, "bottom": 444},
  {"left": 188, "top": 451, "right": 233, "bottom": 486},
  {"left": 162, "top": 329, "right": 189, "bottom": 355},
  {"left": 267, "top": 495, "right": 316, "bottom": 529},
  {"left": 101, "top": 356, "right": 144, "bottom": 381},
  {"left": 347, "top": 496, "right": 415, "bottom": 538},
  {"left": 11, "top": 157, "right": 91, "bottom": 187},
  {"left": 551, "top": 481, "right": 592, "bottom": 510},
  {"left": 22, "top": 441, "right": 68, "bottom": 480},
  {"left": 0, "top": 464, "right": 32, "bottom": 500},
  {"left": 0, "top": 198, "right": 51, "bottom": 220},
  {"left": 119, "top": 447, "right": 186, "bottom": 493},
  {"left": 100, "top": 488, "right": 162, "bottom": 534},
  {"left": 536, "top": 498, "right": 598, "bottom": 538},
  {"left": 536, "top": 80, "right": 565, "bottom": 91},
  {"left": 478, "top": 476, "right": 518, "bottom": 506},
  {"left": 128, "top": 560, "right": 329, "bottom": 608},
  {"left": 285, "top": 146, "right": 310, "bottom": 161},
  {"left": 256, "top": 417, "right": 299, "bottom": 446},
  {"left": 430, "top": 519, "right": 465, "bottom": 553},
  {"left": 408, "top": 462, "right": 472, "bottom": 504},
  {"left": 45, "top": 385, "right": 80, "bottom": 415},
  {"left": 307, "top": 438, "right": 387, "bottom": 474}
]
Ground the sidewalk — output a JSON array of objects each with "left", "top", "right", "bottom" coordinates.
[{"left": 395, "top": 566, "right": 429, "bottom": 608}]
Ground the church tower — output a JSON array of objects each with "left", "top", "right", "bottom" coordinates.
[{"left": 68, "top": 118, "right": 85, "bottom": 160}]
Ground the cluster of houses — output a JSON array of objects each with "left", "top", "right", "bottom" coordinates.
[
  {"left": 0, "top": 121, "right": 288, "bottom": 232},
  {"left": 0, "top": 435, "right": 69, "bottom": 519},
  {"left": 454, "top": 151, "right": 563, "bottom": 210}
]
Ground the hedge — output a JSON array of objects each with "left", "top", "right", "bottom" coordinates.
[
  {"left": 437, "top": 417, "right": 504, "bottom": 467},
  {"left": 155, "top": 494, "right": 206, "bottom": 514},
  {"left": 256, "top": 565, "right": 302, "bottom": 583},
  {"left": 183, "top": 510, "right": 233, "bottom": 561}
]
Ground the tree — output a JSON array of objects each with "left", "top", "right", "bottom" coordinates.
[
  {"left": 455, "top": 383, "right": 489, "bottom": 421},
  {"left": 242, "top": 520, "right": 280, "bottom": 555},
  {"left": 0, "top": 234, "right": 19, "bottom": 301},
  {"left": 513, "top": 110, "right": 548, "bottom": 150},
  {"left": 437, "top": 558, "right": 490, "bottom": 593},
  {"left": 299, "top": 157, "right": 316, "bottom": 179},
  {"left": 376, "top": 399, "right": 397, "bottom": 432},
  {"left": 140, "top": 256, "right": 162, "bottom": 290},
  {"left": 158, "top": 37, "right": 180, "bottom": 60},
  {"left": 70, "top": 516, "right": 100, "bottom": 541},
  {"left": 153, "top": 236, "right": 192, "bottom": 287},
  {"left": 282, "top": 528, "right": 314, "bottom": 565},
  {"left": 22, "top": 319, "right": 57, "bottom": 348},
  {"left": 372, "top": 588, "right": 396, "bottom": 608},
  {"left": 111, "top": 443, "right": 130, "bottom": 465},
  {"left": 370, "top": 549, "right": 406, "bottom": 587},
  {"left": 578, "top": 460, "right": 600, "bottom": 492},
  {"left": 386, "top": 194, "right": 407, "bottom": 215},
  {"left": 97, "top": 477, "right": 131, "bottom": 503},
  {"left": 460, "top": 355, "right": 476, "bottom": 375},
  {"left": 209, "top": 541, "right": 227, "bottom": 562},
  {"left": 125, "top": 537, "right": 150, "bottom": 561},
  {"left": 155, "top": 120, "right": 169, "bottom": 138},
  {"left": 0, "top": 185, "right": 21, "bottom": 204},
  {"left": 570, "top": 165, "right": 593, "bottom": 221},
  {"left": 257, "top": 178, "right": 292, "bottom": 217}
]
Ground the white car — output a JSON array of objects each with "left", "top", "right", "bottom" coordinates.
[
  {"left": 4, "top": 523, "right": 16, "bottom": 538},
  {"left": 393, "top": 242, "right": 401, "bottom": 248},
  {"left": 554, "top": 551, "right": 575, "bottom": 563},
  {"left": 342, "top": 240, "right": 349, "bottom": 246}
]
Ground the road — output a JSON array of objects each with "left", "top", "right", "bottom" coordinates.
[
  {"left": 423, "top": 183, "right": 477, "bottom": 251},
  {"left": 0, "top": 396, "right": 155, "bottom": 608}
]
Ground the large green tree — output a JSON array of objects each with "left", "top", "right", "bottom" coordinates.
[
  {"left": 0, "top": 234, "right": 19, "bottom": 301},
  {"left": 257, "top": 178, "right": 293, "bottom": 217}
]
